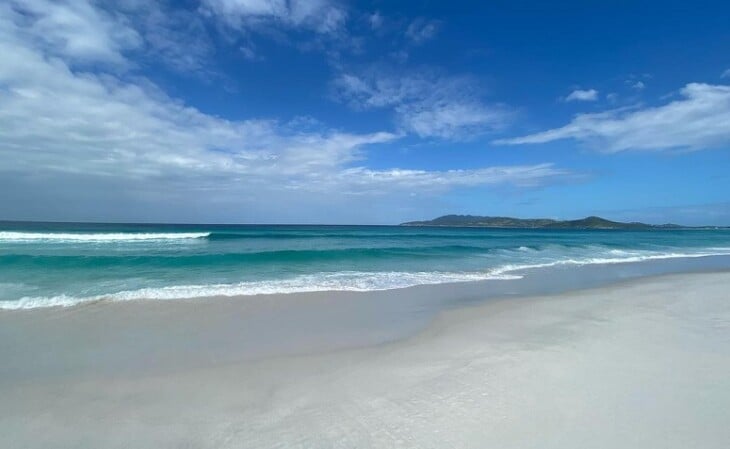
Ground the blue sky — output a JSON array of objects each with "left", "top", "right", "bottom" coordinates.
[{"left": 1, "top": 0, "right": 729, "bottom": 224}]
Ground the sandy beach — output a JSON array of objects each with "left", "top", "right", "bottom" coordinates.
[
  {"left": 1, "top": 271, "right": 729, "bottom": 448},
  {"left": 3, "top": 0, "right": 729, "bottom": 447}
]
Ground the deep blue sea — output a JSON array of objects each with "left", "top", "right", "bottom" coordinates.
[{"left": 1, "top": 222, "right": 730, "bottom": 309}]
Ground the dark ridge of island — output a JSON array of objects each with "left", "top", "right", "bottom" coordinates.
[{"left": 400, "top": 215, "right": 690, "bottom": 230}]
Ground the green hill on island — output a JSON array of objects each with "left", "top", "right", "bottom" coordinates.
[{"left": 400, "top": 215, "right": 685, "bottom": 230}]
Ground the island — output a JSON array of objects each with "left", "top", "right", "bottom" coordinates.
[{"left": 400, "top": 215, "right": 687, "bottom": 230}]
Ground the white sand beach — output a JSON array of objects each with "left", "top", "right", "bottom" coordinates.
[{"left": 1, "top": 272, "right": 729, "bottom": 448}]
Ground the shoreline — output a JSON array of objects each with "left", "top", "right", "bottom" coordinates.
[
  {"left": 4, "top": 252, "right": 730, "bottom": 311},
  {"left": 1, "top": 270, "right": 729, "bottom": 448},
  {"left": 2, "top": 257, "right": 730, "bottom": 382}
]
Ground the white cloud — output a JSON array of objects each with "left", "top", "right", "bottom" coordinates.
[
  {"left": 495, "top": 83, "right": 730, "bottom": 152},
  {"left": 6, "top": 0, "right": 141, "bottom": 66},
  {"left": 333, "top": 69, "right": 509, "bottom": 140},
  {"left": 0, "top": 2, "right": 384, "bottom": 187},
  {"left": 334, "top": 164, "right": 573, "bottom": 193},
  {"left": 119, "top": 1, "right": 215, "bottom": 74},
  {"left": 564, "top": 89, "right": 598, "bottom": 102},
  {"left": 630, "top": 80, "right": 645, "bottom": 90},
  {"left": 0, "top": 2, "right": 571, "bottom": 222},
  {"left": 0, "top": 30, "right": 394, "bottom": 183},
  {"left": 722, "top": 68, "right": 730, "bottom": 79},
  {"left": 8, "top": 1, "right": 218, "bottom": 76},
  {"left": 405, "top": 17, "right": 439, "bottom": 44},
  {"left": 200, "top": 0, "right": 347, "bottom": 34}
]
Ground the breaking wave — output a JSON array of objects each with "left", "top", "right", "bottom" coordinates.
[
  {"left": 0, "top": 271, "right": 519, "bottom": 310},
  {"left": 0, "top": 231, "right": 211, "bottom": 242},
  {"left": 4, "top": 248, "right": 730, "bottom": 310}
]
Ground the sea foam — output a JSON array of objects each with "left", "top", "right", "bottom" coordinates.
[
  {"left": 0, "top": 271, "right": 520, "bottom": 310},
  {"left": 0, "top": 231, "right": 210, "bottom": 242},
  {"left": 4, "top": 248, "right": 730, "bottom": 310},
  {"left": 490, "top": 250, "right": 730, "bottom": 276}
]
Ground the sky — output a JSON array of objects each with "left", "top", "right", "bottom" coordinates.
[{"left": 1, "top": 0, "right": 729, "bottom": 225}]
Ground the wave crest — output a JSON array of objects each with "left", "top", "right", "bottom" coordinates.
[{"left": 0, "top": 231, "right": 210, "bottom": 242}]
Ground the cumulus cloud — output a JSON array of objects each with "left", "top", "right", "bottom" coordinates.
[
  {"left": 564, "top": 89, "right": 598, "bottom": 102},
  {"left": 332, "top": 69, "right": 509, "bottom": 140},
  {"left": 495, "top": 83, "right": 730, "bottom": 152},
  {"left": 0, "top": 1, "right": 570, "bottom": 222},
  {"left": 200, "top": 0, "right": 347, "bottom": 34}
]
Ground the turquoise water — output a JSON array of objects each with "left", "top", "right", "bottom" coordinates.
[{"left": 1, "top": 222, "right": 730, "bottom": 309}]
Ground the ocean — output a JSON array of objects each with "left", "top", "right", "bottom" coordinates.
[{"left": 1, "top": 221, "right": 730, "bottom": 310}]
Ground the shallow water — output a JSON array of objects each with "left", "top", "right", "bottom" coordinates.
[{"left": 1, "top": 221, "right": 730, "bottom": 309}]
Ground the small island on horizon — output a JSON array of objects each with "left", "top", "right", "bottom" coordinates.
[{"left": 400, "top": 215, "right": 727, "bottom": 230}]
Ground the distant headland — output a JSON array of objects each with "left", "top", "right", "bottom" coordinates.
[{"left": 400, "top": 215, "right": 724, "bottom": 230}]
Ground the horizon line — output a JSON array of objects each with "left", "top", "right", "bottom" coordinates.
[{"left": 1, "top": 217, "right": 727, "bottom": 228}]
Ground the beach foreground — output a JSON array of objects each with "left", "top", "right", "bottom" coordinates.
[{"left": 1, "top": 272, "right": 729, "bottom": 448}]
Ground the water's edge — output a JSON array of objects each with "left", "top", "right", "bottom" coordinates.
[{"left": 2, "top": 257, "right": 728, "bottom": 387}]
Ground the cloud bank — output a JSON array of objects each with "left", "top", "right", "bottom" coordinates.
[{"left": 0, "top": 0, "right": 569, "bottom": 222}]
